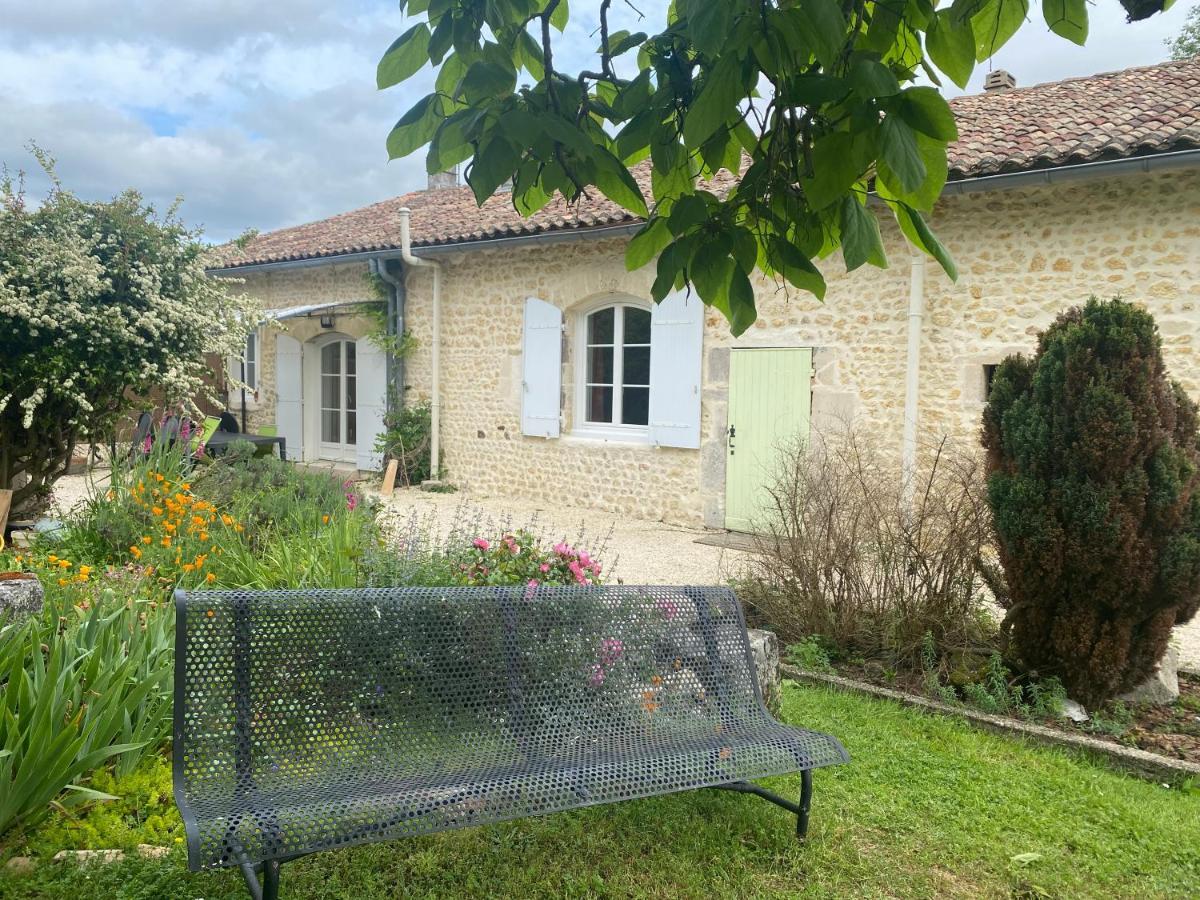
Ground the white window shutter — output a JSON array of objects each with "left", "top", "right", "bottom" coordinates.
[
  {"left": 521, "top": 297, "right": 562, "bottom": 438},
  {"left": 648, "top": 289, "right": 704, "bottom": 449},
  {"left": 355, "top": 336, "right": 388, "bottom": 472},
  {"left": 275, "top": 334, "right": 304, "bottom": 461}
]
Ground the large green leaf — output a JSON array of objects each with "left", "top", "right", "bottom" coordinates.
[
  {"left": 802, "top": 131, "right": 867, "bottom": 210},
  {"left": 926, "top": 10, "right": 975, "bottom": 88},
  {"left": 1043, "top": 0, "right": 1088, "bottom": 45},
  {"left": 386, "top": 94, "right": 442, "bottom": 160},
  {"left": 969, "top": 0, "right": 1030, "bottom": 62},
  {"left": 461, "top": 60, "right": 517, "bottom": 103},
  {"left": 689, "top": 1, "right": 733, "bottom": 56},
  {"left": 592, "top": 147, "right": 649, "bottom": 217},
  {"left": 893, "top": 202, "right": 958, "bottom": 280},
  {"left": 894, "top": 86, "right": 958, "bottom": 142},
  {"left": 377, "top": 23, "right": 430, "bottom": 89},
  {"left": 878, "top": 116, "right": 926, "bottom": 194},
  {"left": 840, "top": 195, "right": 888, "bottom": 271},
  {"left": 683, "top": 55, "right": 744, "bottom": 148},
  {"left": 848, "top": 59, "right": 901, "bottom": 99},
  {"left": 626, "top": 218, "right": 672, "bottom": 270},
  {"left": 466, "top": 136, "right": 521, "bottom": 205},
  {"left": 796, "top": 0, "right": 848, "bottom": 69}
]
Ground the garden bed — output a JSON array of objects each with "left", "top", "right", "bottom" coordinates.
[{"left": 790, "top": 656, "right": 1200, "bottom": 772}]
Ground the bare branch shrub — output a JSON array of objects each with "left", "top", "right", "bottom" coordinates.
[{"left": 738, "top": 425, "right": 996, "bottom": 669}]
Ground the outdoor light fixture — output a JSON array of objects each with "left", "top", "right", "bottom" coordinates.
[{"left": 320, "top": 314, "right": 334, "bottom": 328}]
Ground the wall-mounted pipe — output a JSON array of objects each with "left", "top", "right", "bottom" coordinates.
[
  {"left": 397, "top": 207, "right": 442, "bottom": 482},
  {"left": 901, "top": 254, "right": 926, "bottom": 501},
  {"left": 368, "top": 257, "right": 407, "bottom": 400}
]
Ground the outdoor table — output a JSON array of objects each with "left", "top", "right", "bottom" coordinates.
[{"left": 204, "top": 431, "right": 287, "bottom": 461}]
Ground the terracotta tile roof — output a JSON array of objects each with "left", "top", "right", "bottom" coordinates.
[{"left": 215, "top": 58, "right": 1200, "bottom": 270}]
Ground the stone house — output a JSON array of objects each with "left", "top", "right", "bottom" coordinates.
[{"left": 211, "top": 59, "right": 1200, "bottom": 530}]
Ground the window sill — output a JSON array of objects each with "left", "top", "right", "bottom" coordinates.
[{"left": 563, "top": 428, "right": 653, "bottom": 449}]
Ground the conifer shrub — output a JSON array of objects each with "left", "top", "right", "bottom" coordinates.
[{"left": 982, "top": 298, "right": 1200, "bottom": 705}]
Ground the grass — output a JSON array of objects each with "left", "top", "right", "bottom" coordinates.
[{"left": 3, "top": 682, "right": 1198, "bottom": 899}]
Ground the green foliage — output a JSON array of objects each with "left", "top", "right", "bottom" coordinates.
[
  {"left": 982, "top": 297, "right": 1200, "bottom": 706},
  {"left": 0, "top": 580, "right": 173, "bottom": 837},
  {"left": 375, "top": 399, "right": 433, "bottom": 487},
  {"left": 1166, "top": 4, "right": 1200, "bottom": 59},
  {"left": 375, "top": 0, "right": 1171, "bottom": 336},
  {"left": 17, "top": 757, "right": 182, "bottom": 858},
  {"left": 786, "top": 636, "right": 834, "bottom": 674},
  {"left": 0, "top": 150, "right": 259, "bottom": 513}
]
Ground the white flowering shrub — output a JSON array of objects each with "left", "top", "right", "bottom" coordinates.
[{"left": 0, "top": 158, "right": 260, "bottom": 513}]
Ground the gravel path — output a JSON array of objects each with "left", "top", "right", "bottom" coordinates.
[
  {"left": 48, "top": 473, "right": 1200, "bottom": 672},
  {"left": 373, "top": 487, "right": 748, "bottom": 587}
]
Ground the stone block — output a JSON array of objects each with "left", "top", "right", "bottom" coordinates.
[
  {"left": 0, "top": 573, "right": 43, "bottom": 620},
  {"left": 1119, "top": 644, "right": 1180, "bottom": 706},
  {"left": 747, "top": 628, "right": 782, "bottom": 715}
]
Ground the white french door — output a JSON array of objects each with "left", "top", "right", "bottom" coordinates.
[{"left": 318, "top": 339, "right": 357, "bottom": 461}]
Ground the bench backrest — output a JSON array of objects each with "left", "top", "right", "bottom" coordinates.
[{"left": 174, "top": 586, "right": 770, "bottom": 802}]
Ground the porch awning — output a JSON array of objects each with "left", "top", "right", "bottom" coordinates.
[{"left": 266, "top": 301, "right": 373, "bottom": 321}]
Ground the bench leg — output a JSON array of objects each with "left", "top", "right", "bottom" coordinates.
[
  {"left": 797, "top": 769, "right": 813, "bottom": 841},
  {"left": 711, "top": 770, "right": 816, "bottom": 843},
  {"left": 238, "top": 858, "right": 282, "bottom": 900},
  {"left": 262, "top": 860, "right": 281, "bottom": 900}
]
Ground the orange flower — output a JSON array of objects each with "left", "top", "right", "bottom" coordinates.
[
  {"left": 58, "top": 559, "right": 71, "bottom": 569},
  {"left": 155, "top": 473, "right": 164, "bottom": 482},
  {"left": 141, "top": 535, "right": 152, "bottom": 544},
  {"left": 650, "top": 675, "right": 663, "bottom": 686},
  {"left": 163, "top": 522, "right": 176, "bottom": 533},
  {"left": 161, "top": 536, "right": 171, "bottom": 548},
  {"left": 152, "top": 506, "right": 164, "bottom": 517},
  {"left": 47, "top": 555, "right": 58, "bottom": 563},
  {"left": 642, "top": 701, "right": 659, "bottom": 713},
  {"left": 78, "top": 565, "right": 92, "bottom": 577},
  {"left": 322, "top": 515, "right": 330, "bottom": 525},
  {"left": 57, "top": 577, "right": 68, "bottom": 587},
  {"left": 198, "top": 532, "right": 209, "bottom": 542},
  {"left": 182, "top": 563, "right": 195, "bottom": 573},
  {"left": 76, "top": 573, "right": 89, "bottom": 583},
  {"left": 129, "top": 546, "right": 142, "bottom": 559},
  {"left": 221, "top": 514, "right": 234, "bottom": 526},
  {"left": 181, "top": 483, "right": 191, "bottom": 490},
  {"left": 191, "top": 515, "right": 205, "bottom": 527},
  {"left": 234, "top": 523, "right": 244, "bottom": 533},
  {"left": 143, "top": 566, "right": 154, "bottom": 576},
  {"left": 206, "top": 609, "right": 215, "bottom": 618},
  {"left": 642, "top": 690, "right": 655, "bottom": 701},
  {"left": 205, "top": 573, "right": 216, "bottom": 583}
]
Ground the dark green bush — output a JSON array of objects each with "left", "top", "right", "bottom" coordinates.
[{"left": 982, "top": 298, "right": 1200, "bottom": 705}]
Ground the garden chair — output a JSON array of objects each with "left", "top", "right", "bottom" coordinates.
[
  {"left": 173, "top": 585, "right": 849, "bottom": 899},
  {"left": 187, "top": 416, "right": 222, "bottom": 461},
  {"left": 253, "top": 424, "right": 277, "bottom": 458}
]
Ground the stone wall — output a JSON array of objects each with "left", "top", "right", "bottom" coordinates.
[
  {"left": 229, "top": 167, "right": 1200, "bottom": 526},
  {"left": 215, "top": 262, "right": 377, "bottom": 435}
]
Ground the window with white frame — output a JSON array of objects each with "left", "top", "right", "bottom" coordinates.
[{"left": 579, "top": 303, "right": 651, "bottom": 431}]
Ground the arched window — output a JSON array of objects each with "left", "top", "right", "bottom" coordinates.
[{"left": 580, "top": 302, "right": 651, "bottom": 429}]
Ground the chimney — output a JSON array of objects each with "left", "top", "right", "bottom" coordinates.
[
  {"left": 427, "top": 167, "right": 459, "bottom": 191},
  {"left": 983, "top": 69, "right": 1016, "bottom": 93}
]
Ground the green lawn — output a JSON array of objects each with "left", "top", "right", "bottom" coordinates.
[{"left": 3, "top": 682, "right": 1198, "bottom": 899}]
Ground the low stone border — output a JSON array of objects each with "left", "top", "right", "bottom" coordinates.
[{"left": 782, "top": 664, "right": 1200, "bottom": 785}]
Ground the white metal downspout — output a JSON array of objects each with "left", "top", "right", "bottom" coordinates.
[
  {"left": 398, "top": 207, "right": 442, "bottom": 482},
  {"left": 902, "top": 254, "right": 926, "bottom": 500}
]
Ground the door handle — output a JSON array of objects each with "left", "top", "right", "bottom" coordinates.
[{"left": 728, "top": 424, "right": 736, "bottom": 455}]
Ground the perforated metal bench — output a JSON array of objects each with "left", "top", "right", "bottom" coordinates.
[{"left": 173, "top": 586, "right": 849, "bottom": 899}]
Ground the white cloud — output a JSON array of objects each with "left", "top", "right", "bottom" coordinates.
[{"left": 0, "top": 0, "right": 1193, "bottom": 243}]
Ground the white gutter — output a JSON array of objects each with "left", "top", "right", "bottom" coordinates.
[
  {"left": 398, "top": 207, "right": 443, "bottom": 482},
  {"left": 901, "top": 254, "right": 926, "bottom": 500}
]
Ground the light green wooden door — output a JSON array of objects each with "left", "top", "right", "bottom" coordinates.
[{"left": 725, "top": 348, "right": 813, "bottom": 533}]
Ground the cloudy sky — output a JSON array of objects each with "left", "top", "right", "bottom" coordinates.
[{"left": 1, "top": 0, "right": 1193, "bottom": 243}]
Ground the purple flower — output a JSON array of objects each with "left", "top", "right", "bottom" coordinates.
[
  {"left": 599, "top": 638, "right": 624, "bottom": 666},
  {"left": 588, "top": 664, "right": 606, "bottom": 687},
  {"left": 345, "top": 492, "right": 359, "bottom": 511}
]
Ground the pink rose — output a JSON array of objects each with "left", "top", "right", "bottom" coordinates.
[{"left": 473, "top": 538, "right": 490, "bottom": 550}]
